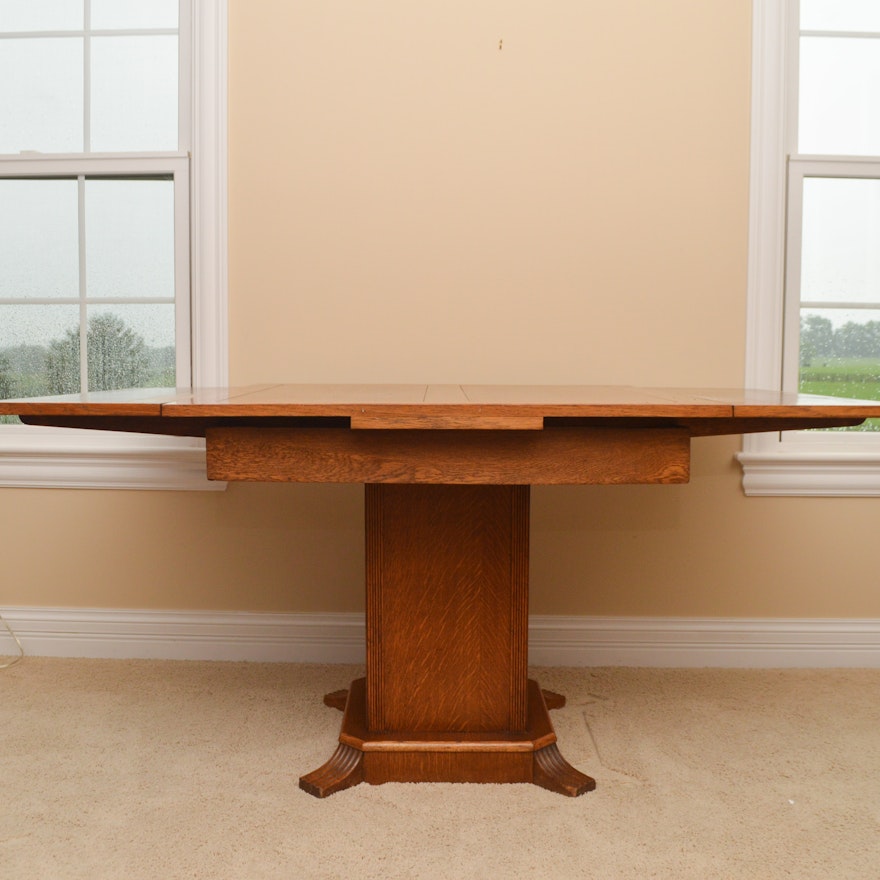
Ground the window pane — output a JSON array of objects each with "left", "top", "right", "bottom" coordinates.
[
  {"left": 0, "top": 0, "right": 82, "bottom": 32},
  {"left": 800, "top": 308, "right": 880, "bottom": 429},
  {"left": 0, "top": 304, "right": 176, "bottom": 399},
  {"left": 0, "top": 304, "right": 80, "bottom": 397},
  {"left": 801, "top": 0, "right": 880, "bottom": 33},
  {"left": 799, "top": 37, "right": 880, "bottom": 155},
  {"left": 0, "top": 38, "right": 83, "bottom": 153},
  {"left": 801, "top": 178, "right": 880, "bottom": 306},
  {"left": 87, "top": 305, "right": 175, "bottom": 390},
  {"left": 90, "top": 36, "right": 177, "bottom": 151},
  {"left": 85, "top": 179, "right": 174, "bottom": 299},
  {"left": 91, "top": 0, "right": 177, "bottom": 30},
  {"left": 0, "top": 179, "right": 79, "bottom": 298}
]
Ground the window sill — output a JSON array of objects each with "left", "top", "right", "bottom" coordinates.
[
  {"left": 0, "top": 426, "right": 224, "bottom": 491},
  {"left": 738, "top": 434, "right": 880, "bottom": 496}
]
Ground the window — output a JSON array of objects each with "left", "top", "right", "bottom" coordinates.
[
  {"left": 741, "top": 0, "right": 880, "bottom": 495},
  {"left": 0, "top": 1, "right": 227, "bottom": 489}
]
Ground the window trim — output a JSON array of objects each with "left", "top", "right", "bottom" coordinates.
[
  {"left": 0, "top": 1, "right": 227, "bottom": 491},
  {"left": 739, "top": 0, "right": 880, "bottom": 496}
]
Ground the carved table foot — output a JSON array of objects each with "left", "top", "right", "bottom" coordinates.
[
  {"left": 533, "top": 742, "right": 596, "bottom": 796},
  {"left": 323, "top": 689, "right": 349, "bottom": 711},
  {"left": 299, "top": 742, "right": 364, "bottom": 798},
  {"left": 541, "top": 689, "right": 566, "bottom": 710}
]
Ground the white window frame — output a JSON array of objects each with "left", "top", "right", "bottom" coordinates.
[
  {"left": 740, "top": 0, "right": 880, "bottom": 496},
  {"left": 0, "top": 2, "right": 227, "bottom": 491}
]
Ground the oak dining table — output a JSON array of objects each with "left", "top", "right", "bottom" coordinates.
[{"left": 3, "top": 383, "right": 879, "bottom": 798}]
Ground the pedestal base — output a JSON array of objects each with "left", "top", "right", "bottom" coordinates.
[
  {"left": 299, "top": 678, "right": 595, "bottom": 798},
  {"left": 298, "top": 484, "right": 594, "bottom": 799}
]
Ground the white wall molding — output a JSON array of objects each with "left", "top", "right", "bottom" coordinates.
[
  {"left": 528, "top": 615, "right": 880, "bottom": 668},
  {"left": 0, "top": 430, "right": 223, "bottom": 490},
  {"left": 0, "top": 609, "right": 366, "bottom": 664},
  {"left": 3, "top": 608, "right": 880, "bottom": 668},
  {"left": 744, "top": 0, "right": 790, "bottom": 395},
  {"left": 739, "top": 449, "right": 880, "bottom": 496},
  {"left": 190, "top": 0, "right": 229, "bottom": 389}
]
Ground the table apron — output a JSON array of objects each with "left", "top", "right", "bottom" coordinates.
[{"left": 204, "top": 426, "right": 691, "bottom": 485}]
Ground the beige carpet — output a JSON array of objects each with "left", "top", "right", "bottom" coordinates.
[{"left": 2, "top": 659, "right": 879, "bottom": 879}]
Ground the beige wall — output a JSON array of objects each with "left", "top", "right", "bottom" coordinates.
[
  {"left": 2, "top": 0, "right": 879, "bottom": 619},
  {"left": 229, "top": 0, "right": 750, "bottom": 388}
]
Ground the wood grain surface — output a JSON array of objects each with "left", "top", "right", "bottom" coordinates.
[
  {"left": 204, "top": 426, "right": 691, "bottom": 485},
  {"left": 4, "top": 384, "right": 879, "bottom": 435},
  {"left": 300, "top": 678, "right": 595, "bottom": 793},
  {"left": 365, "top": 484, "right": 529, "bottom": 733}
]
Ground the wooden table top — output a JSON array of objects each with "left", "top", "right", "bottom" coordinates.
[{"left": 2, "top": 384, "right": 880, "bottom": 435}]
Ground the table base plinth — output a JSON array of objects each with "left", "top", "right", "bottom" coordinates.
[{"left": 299, "top": 678, "right": 595, "bottom": 797}]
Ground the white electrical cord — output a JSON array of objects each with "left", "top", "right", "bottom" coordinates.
[{"left": 0, "top": 613, "right": 24, "bottom": 668}]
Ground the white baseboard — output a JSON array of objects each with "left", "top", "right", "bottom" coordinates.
[
  {"left": 528, "top": 616, "right": 880, "bottom": 668},
  {"left": 2, "top": 608, "right": 880, "bottom": 668},
  {"left": 0, "top": 608, "right": 366, "bottom": 664}
]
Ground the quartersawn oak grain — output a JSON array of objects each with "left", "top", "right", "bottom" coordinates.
[
  {"left": 366, "top": 485, "right": 529, "bottom": 733},
  {"left": 204, "top": 426, "right": 691, "bottom": 485}
]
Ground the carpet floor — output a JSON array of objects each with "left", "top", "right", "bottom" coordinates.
[{"left": 2, "top": 659, "right": 878, "bottom": 879}]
